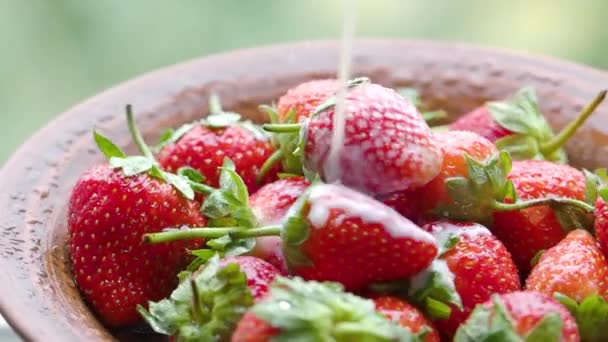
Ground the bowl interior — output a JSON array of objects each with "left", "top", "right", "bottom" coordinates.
[{"left": 1, "top": 40, "right": 608, "bottom": 341}]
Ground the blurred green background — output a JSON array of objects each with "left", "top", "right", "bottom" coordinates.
[{"left": 2, "top": 0, "right": 608, "bottom": 165}]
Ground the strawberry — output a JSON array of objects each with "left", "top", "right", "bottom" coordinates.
[
  {"left": 411, "top": 131, "right": 592, "bottom": 230},
  {"left": 69, "top": 107, "right": 207, "bottom": 327},
  {"left": 145, "top": 183, "right": 438, "bottom": 291},
  {"left": 231, "top": 277, "right": 421, "bottom": 342},
  {"left": 409, "top": 221, "right": 521, "bottom": 338},
  {"left": 139, "top": 255, "right": 257, "bottom": 341},
  {"left": 492, "top": 160, "right": 592, "bottom": 274},
  {"left": 264, "top": 80, "right": 443, "bottom": 195},
  {"left": 450, "top": 87, "right": 605, "bottom": 163},
  {"left": 276, "top": 78, "right": 340, "bottom": 123},
  {"left": 373, "top": 296, "right": 440, "bottom": 342},
  {"left": 526, "top": 229, "right": 608, "bottom": 342},
  {"left": 593, "top": 181, "right": 608, "bottom": 260},
  {"left": 157, "top": 94, "right": 279, "bottom": 194},
  {"left": 248, "top": 176, "right": 309, "bottom": 273},
  {"left": 377, "top": 189, "right": 423, "bottom": 223},
  {"left": 455, "top": 291, "right": 580, "bottom": 342},
  {"left": 526, "top": 229, "right": 608, "bottom": 303}
]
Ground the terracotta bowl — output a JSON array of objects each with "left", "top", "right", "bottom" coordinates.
[{"left": 1, "top": 39, "right": 608, "bottom": 341}]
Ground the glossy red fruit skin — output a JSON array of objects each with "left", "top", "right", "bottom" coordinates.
[
  {"left": 373, "top": 296, "right": 440, "bottom": 342},
  {"left": 277, "top": 79, "right": 339, "bottom": 123},
  {"left": 303, "top": 83, "right": 443, "bottom": 196},
  {"left": 526, "top": 229, "right": 608, "bottom": 302},
  {"left": 419, "top": 130, "right": 497, "bottom": 214},
  {"left": 294, "top": 184, "right": 438, "bottom": 291},
  {"left": 231, "top": 312, "right": 280, "bottom": 342},
  {"left": 377, "top": 189, "right": 422, "bottom": 223},
  {"left": 423, "top": 221, "right": 521, "bottom": 338},
  {"left": 450, "top": 106, "right": 512, "bottom": 142},
  {"left": 478, "top": 291, "right": 579, "bottom": 342},
  {"left": 249, "top": 176, "right": 309, "bottom": 275},
  {"left": 68, "top": 164, "right": 207, "bottom": 327},
  {"left": 157, "top": 125, "right": 279, "bottom": 194},
  {"left": 594, "top": 196, "right": 608, "bottom": 259},
  {"left": 218, "top": 256, "right": 281, "bottom": 301},
  {"left": 492, "top": 160, "right": 586, "bottom": 275}
]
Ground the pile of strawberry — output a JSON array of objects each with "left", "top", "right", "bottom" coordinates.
[{"left": 67, "top": 78, "right": 608, "bottom": 341}]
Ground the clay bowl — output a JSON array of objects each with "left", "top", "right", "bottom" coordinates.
[{"left": 1, "top": 39, "right": 608, "bottom": 341}]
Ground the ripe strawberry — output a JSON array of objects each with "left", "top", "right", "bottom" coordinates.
[
  {"left": 146, "top": 183, "right": 438, "bottom": 291},
  {"left": 231, "top": 277, "right": 419, "bottom": 342},
  {"left": 373, "top": 296, "right": 440, "bottom": 342},
  {"left": 249, "top": 176, "right": 309, "bottom": 274},
  {"left": 217, "top": 256, "right": 281, "bottom": 301},
  {"left": 418, "top": 130, "right": 498, "bottom": 216},
  {"left": 526, "top": 229, "right": 608, "bottom": 302},
  {"left": 593, "top": 186, "right": 608, "bottom": 259},
  {"left": 276, "top": 78, "right": 340, "bottom": 123},
  {"left": 377, "top": 189, "right": 423, "bottom": 223},
  {"left": 411, "top": 221, "right": 521, "bottom": 338},
  {"left": 492, "top": 160, "right": 591, "bottom": 274},
  {"left": 157, "top": 95, "right": 279, "bottom": 194},
  {"left": 455, "top": 291, "right": 579, "bottom": 342},
  {"left": 264, "top": 80, "right": 443, "bottom": 195},
  {"left": 139, "top": 255, "right": 257, "bottom": 341},
  {"left": 526, "top": 229, "right": 608, "bottom": 342},
  {"left": 451, "top": 87, "right": 605, "bottom": 163},
  {"left": 69, "top": 108, "right": 207, "bottom": 327}
]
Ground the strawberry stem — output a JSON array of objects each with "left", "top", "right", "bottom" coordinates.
[
  {"left": 256, "top": 149, "right": 284, "bottom": 185},
  {"left": 492, "top": 197, "right": 594, "bottom": 212},
  {"left": 143, "top": 226, "right": 281, "bottom": 244},
  {"left": 208, "top": 94, "right": 223, "bottom": 115},
  {"left": 126, "top": 105, "right": 155, "bottom": 160},
  {"left": 263, "top": 123, "right": 302, "bottom": 133},
  {"left": 540, "top": 90, "right": 606, "bottom": 155}
]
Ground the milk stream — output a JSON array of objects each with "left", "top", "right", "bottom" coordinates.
[{"left": 323, "top": 0, "right": 357, "bottom": 184}]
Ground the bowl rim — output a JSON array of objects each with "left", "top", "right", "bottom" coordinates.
[{"left": 1, "top": 38, "right": 607, "bottom": 341}]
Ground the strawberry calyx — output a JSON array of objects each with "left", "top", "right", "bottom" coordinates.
[
  {"left": 454, "top": 294, "right": 564, "bottom": 342},
  {"left": 437, "top": 151, "right": 594, "bottom": 228},
  {"left": 397, "top": 87, "right": 448, "bottom": 125},
  {"left": 407, "top": 233, "right": 463, "bottom": 320},
  {"left": 489, "top": 87, "right": 605, "bottom": 163},
  {"left": 554, "top": 292, "right": 608, "bottom": 342},
  {"left": 251, "top": 277, "right": 424, "bottom": 341},
  {"left": 155, "top": 94, "right": 268, "bottom": 152},
  {"left": 94, "top": 105, "right": 214, "bottom": 201},
  {"left": 137, "top": 254, "right": 254, "bottom": 341}
]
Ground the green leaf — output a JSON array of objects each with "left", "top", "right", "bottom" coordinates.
[
  {"left": 109, "top": 156, "right": 153, "bottom": 176},
  {"left": 524, "top": 314, "right": 563, "bottom": 342},
  {"left": 178, "top": 167, "right": 206, "bottom": 183},
  {"left": 252, "top": 277, "right": 416, "bottom": 342},
  {"left": 202, "top": 191, "right": 238, "bottom": 219},
  {"left": 154, "top": 122, "right": 197, "bottom": 152},
  {"left": 454, "top": 295, "right": 522, "bottom": 342},
  {"left": 148, "top": 165, "right": 165, "bottom": 180},
  {"left": 487, "top": 87, "right": 544, "bottom": 135},
  {"left": 205, "top": 112, "right": 242, "bottom": 128},
  {"left": 494, "top": 134, "right": 540, "bottom": 161},
  {"left": 550, "top": 201, "right": 593, "bottom": 232},
  {"left": 529, "top": 249, "right": 545, "bottom": 268},
  {"left": 260, "top": 104, "right": 280, "bottom": 124},
  {"left": 409, "top": 259, "right": 463, "bottom": 318},
  {"left": 139, "top": 255, "right": 254, "bottom": 341},
  {"left": 397, "top": 87, "right": 422, "bottom": 107},
  {"left": 557, "top": 294, "right": 608, "bottom": 342},
  {"left": 94, "top": 130, "right": 126, "bottom": 159},
  {"left": 219, "top": 158, "right": 249, "bottom": 204},
  {"left": 600, "top": 188, "right": 608, "bottom": 203},
  {"left": 206, "top": 235, "right": 232, "bottom": 251},
  {"left": 163, "top": 172, "right": 195, "bottom": 201},
  {"left": 439, "top": 234, "right": 459, "bottom": 256}
]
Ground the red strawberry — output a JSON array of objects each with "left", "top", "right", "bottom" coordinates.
[
  {"left": 276, "top": 78, "right": 339, "bottom": 123},
  {"left": 249, "top": 176, "right": 309, "bottom": 273},
  {"left": 217, "top": 256, "right": 281, "bottom": 301},
  {"left": 418, "top": 130, "right": 498, "bottom": 216},
  {"left": 451, "top": 87, "right": 605, "bottom": 163},
  {"left": 412, "top": 221, "right": 521, "bottom": 338},
  {"left": 157, "top": 95, "right": 279, "bottom": 194},
  {"left": 455, "top": 291, "right": 580, "bottom": 341},
  {"left": 265, "top": 81, "right": 443, "bottom": 195},
  {"left": 231, "top": 277, "right": 420, "bottom": 342},
  {"left": 526, "top": 229, "right": 608, "bottom": 302},
  {"left": 594, "top": 189, "right": 608, "bottom": 259},
  {"left": 139, "top": 255, "right": 258, "bottom": 341},
  {"left": 377, "top": 189, "right": 423, "bottom": 223},
  {"left": 492, "top": 160, "right": 591, "bottom": 274},
  {"left": 373, "top": 296, "right": 440, "bottom": 342},
  {"left": 146, "top": 183, "right": 438, "bottom": 291},
  {"left": 69, "top": 109, "right": 207, "bottom": 327}
]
